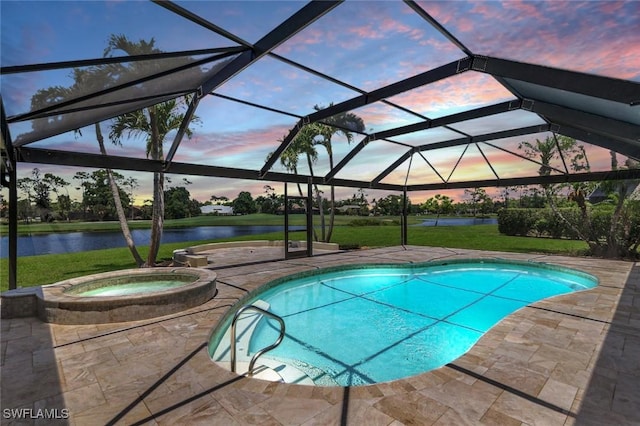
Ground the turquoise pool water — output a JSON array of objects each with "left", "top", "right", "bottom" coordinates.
[
  {"left": 76, "top": 280, "right": 188, "bottom": 297},
  {"left": 211, "top": 260, "right": 597, "bottom": 386}
]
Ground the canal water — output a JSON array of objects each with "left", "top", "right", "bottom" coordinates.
[
  {"left": 418, "top": 217, "right": 497, "bottom": 226},
  {"left": 0, "top": 225, "right": 303, "bottom": 258},
  {"left": 1, "top": 218, "right": 497, "bottom": 258}
]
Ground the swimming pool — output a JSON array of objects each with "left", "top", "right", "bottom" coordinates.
[{"left": 209, "top": 259, "right": 597, "bottom": 386}]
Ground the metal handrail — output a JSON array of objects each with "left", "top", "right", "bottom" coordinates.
[{"left": 230, "top": 304, "right": 285, "bottom": 375}]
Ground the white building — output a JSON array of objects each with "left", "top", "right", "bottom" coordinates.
[{"left": 201, "top": 205, "right": 234, "bottom": 215}]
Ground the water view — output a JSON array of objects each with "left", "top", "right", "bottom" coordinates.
[
  {"left": 0, "top": 225, "right": 304, "bottom": 258},
  {"left": 419, "top": 217, "right": 497, "bottom": 226},
  {"left": 1, "top": 218, "right": 498, "bottom": 258}
]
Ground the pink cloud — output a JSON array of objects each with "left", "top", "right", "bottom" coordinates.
[
  {"left": 349, "top": 25, "right": 384, "bottom": 40},
  {"left": 416, "top": 1, "right": 452, "bottom": 25},
  {"left": 468, "top": 2, "right": 495, "bottom": 19},
  {"left": 419, "top": 0, "right": 640, "bottom": 81},
  {"left": 388, "top": 72, "right": 514, "bottom": 117},
  {"left": 455, "top": 17, "right": 475, "bottom": 33},
  {"left": 598, "top": 0, "right": 625, "bottom": 14},
  {"left": 173, "top": 124, "right": 291, "bottom": 166},
  {"left": 501, "top": 0, "right": 549, "bottom": 23},
  {"left": 418, "top": 37, "right": 460, "bottom": 54},
  {"left": 298, "top": 27, "right": 325, "bottom": 46}
]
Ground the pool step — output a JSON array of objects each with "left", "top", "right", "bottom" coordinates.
[
  {"left": 212, "top": 300, "right": 315, "bottom": 385},
  {"left": 215, "top": 358, "right": 315, "bottom": 385},
  {"left": 212, "top": 299, "right": 270, "bottom": 363}
]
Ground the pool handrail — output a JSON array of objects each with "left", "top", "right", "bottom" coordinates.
[{"left": 230, "top": 304, "right": 286, "bottom": 376}]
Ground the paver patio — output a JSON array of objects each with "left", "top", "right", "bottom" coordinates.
[{"left": 1, "top": 246, "right": 638, "bottom": 425}]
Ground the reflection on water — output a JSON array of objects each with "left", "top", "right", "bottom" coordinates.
[
  {"left": 0, "top": 225, "right": 303, "bottom": 258},
  {"left": 418, "top": 217, "right": 497, "bottom": 227}
]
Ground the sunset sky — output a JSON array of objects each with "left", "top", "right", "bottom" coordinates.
[{"left": 1, "top": 0, "right": 638, "bottom": 206}]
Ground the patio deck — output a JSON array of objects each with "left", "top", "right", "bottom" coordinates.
[{"left": 1, "top": 246, "right": 638, "bottom": 425}]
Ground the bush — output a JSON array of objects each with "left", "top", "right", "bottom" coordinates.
[
  {"left": 497, "top": 208, "right": 538, "bottom": 236},
  {"left": 499, "top": 208, "right": 584, "bottom": 239},
  {"left": 498, "top": 204, "right": 640, "bottom": 259}
]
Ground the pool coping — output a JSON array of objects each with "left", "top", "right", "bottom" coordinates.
[
  {"left": 1, "top": 267, "right": 217, "bottom": 324},
  {"left": 1, "top": 246, "right": 637, "bottom": 424}
]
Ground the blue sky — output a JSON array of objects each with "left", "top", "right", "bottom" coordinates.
[{"left": 1, "top": 0, "right": 638, "bottom": 205}]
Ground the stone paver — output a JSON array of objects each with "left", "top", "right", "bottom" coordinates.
[{"left": 1, "top": 247, "right": 638, "bottom": 425}]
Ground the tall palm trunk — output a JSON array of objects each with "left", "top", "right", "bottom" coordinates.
[
  {"left": 147, "top": 171, "right": 164, "bottom": 266},
  {"left": 95, "top": 123, "right": 144, "bottom": 267},
  {"left": 147, "top": 108, "right": 164, "bottom": 266},
  {"left": 293, "top": 166, "right": 303, "bottom": 198},
  {"left": 326, "top": 150, "right": 336, "bottom": 242},
  {"left": 305, "top": 153, "right": 321, "bottom": 242}
]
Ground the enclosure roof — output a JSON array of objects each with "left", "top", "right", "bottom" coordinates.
[{"left": 2, "top": 0, "right": 639, "bottom": 192}]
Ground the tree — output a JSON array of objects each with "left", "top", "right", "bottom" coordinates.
[
  {"left": 16, "top": 168, "right": 54, "bottom": 221},
  {"left": 16, "top": 177, "right": 35, "bottom": 222},
  {"left": 269, "top": 110, "right": 365, "bottom": 242},
  {"left": 107, "top": 35, "right": 199, "bottom": 266},
  {"left": 597, "top": 156, "right": 640, "bottom": 258},
  {"left": 122, "top": 177, "right": 139, "bottom": 220},
  {"left": 270, "top": 124, "right": 323, "bottom": 240},
  {"left": 376, "top": 194, "right": 406, "bottom": 216},
  {"left": 31, "top": 38, "right": 148, "bottom": 265},
  {"left": 55, "top": 195, "right": 72, "bottom": 222},
  {"left": 84, "top": 81, "right": 145, "bottom": 263},
  {"left": 43, "top": 173, "right": 70, "bottom": 220},
  {"left": 464, "top": 188, "right": 492, "bottom": 217},
  {"left": 517, "top": 135, "right": 640, "bottom": 257},
  {"left": 519, "top": 135, "right": 591, "bottom": 199},
  {"left": 232, "top": 191, "right": 257, "bottom": 215},
  {"left": 256, "top": 185, "right": 281, "bottom": 214},
  {"left": 82, "top": 170, "right": 132, "bottom": 220},
  {"left": 31, "top": 33, "right": 204, "bottom": 266},
  {"left": 73, "top": 172, "right": 91, "bottom": 221},
  {"left": 16, "top": 199, "right": 32, "bottom": 223},
  {"left": 422, "top": 194, "right": 454, "bottom": 219},
  {"left": 164, "top": 186, "right": 200, "bottom": 219},
  {"left": 210, "top": 195, "right": 229, "bottom": 204},
  {"left": 314, "top": 105, "right": 365, "bottom": 241}
]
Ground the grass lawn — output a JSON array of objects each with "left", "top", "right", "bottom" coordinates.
[{"left": 0, "top": 223, "right": 587, "bottom": 291}]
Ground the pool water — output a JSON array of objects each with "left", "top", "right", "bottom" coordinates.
[
  {"left": 212, "top": 260, "right": 597, "bottom": 386},
  {"left": 77, "top": 280, "right": 188, "bottom": 297}
]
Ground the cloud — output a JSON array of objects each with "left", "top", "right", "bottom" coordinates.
[
  {"left": 388, "top": 71, "right": 515, "bottom": 118},
  {"left": 272, "top": 1, "right": 464, "bottom": 91},
  {"left": 419, "top": 0, "right": 640, "bottom": 81},
  {"left": 351, "top": 103, "right": 424, "bottom": 133},
  {"left": 349, "top": 25, "right": 384, "bottom": 40},
  {"left": 173, "top": 124, "right": 292, "bottom": 168}
]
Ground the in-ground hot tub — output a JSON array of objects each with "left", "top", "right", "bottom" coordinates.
[{"left": 36, "top": 267, "right": 217, "bottom": 324}]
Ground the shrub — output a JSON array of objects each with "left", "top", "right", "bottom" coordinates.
[
  {"left": 497, "top": 208, "right": 538, "bottom": 236},
  {"left": 498, "top": 204, "right": 640, "bottom": 259}
]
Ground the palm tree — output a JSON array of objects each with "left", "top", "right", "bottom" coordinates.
[
  {"left": 106, "top": 35, "right": 197, "bottom": 266},
  {"left": 519, "top": 135, "right": 597, "bottom": 251},
  {"left": 270, "top": 124, "right": 322, "bottom": 240},
  {"left": 110, "top": 98, "right": 193, "bottom": 266},
  {"left": 31, "top": 61, "right": 146, "bottom": 265},
  {"left": 314, "top": 105, "right": 365, "bottom": 242}
]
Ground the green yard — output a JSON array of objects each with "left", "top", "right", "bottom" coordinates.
[{"left": 0, "top": 215, "right": 587, "bottom": 291}]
